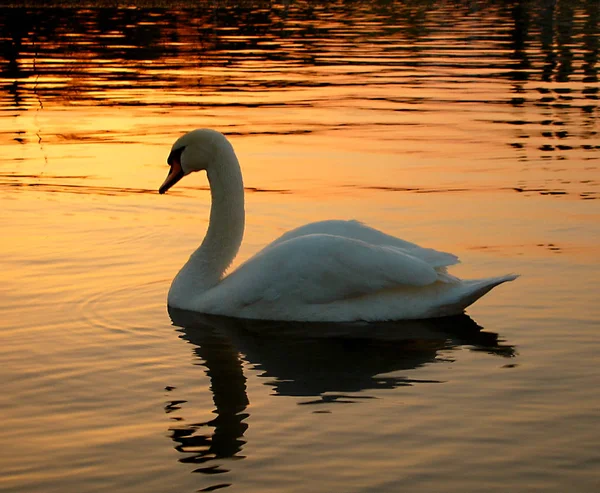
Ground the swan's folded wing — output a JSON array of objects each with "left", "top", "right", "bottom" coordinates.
[
  {"left": 226, "top": 233, "right": 440, "bottom": 306},
  {"left": 265, "top": 219, "right": 459, "bottom": 269}
]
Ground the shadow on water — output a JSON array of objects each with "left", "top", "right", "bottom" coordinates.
[{"left": 165, "top": 307, "right": 515, "bottom": 489}]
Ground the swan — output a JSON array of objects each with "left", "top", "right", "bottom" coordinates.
[{"left": 158, "top": 129, "right": 517, "bottom": 322}]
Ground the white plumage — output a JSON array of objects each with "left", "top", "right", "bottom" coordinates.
[{"left": 159, "top": 129, "right": 517, "bottom": 322}]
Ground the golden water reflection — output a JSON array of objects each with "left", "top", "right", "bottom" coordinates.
[{"left": 1, "top": 1, "right": 598, "bottom": 205}]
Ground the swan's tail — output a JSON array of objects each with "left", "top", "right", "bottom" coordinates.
[{"left": 436, "top": 274, "right": 519, "bottom": 316}]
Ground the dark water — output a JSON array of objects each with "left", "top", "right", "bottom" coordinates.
[{"left": 0, "top": 2, "right": 599, "bottom": 492}]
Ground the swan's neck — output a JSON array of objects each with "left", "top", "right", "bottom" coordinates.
[{"left": 171, "top": 141, "right": 245, "bottom": 301}]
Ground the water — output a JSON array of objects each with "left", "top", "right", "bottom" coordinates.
[{"left": 1, "top": 2, "right": 599, "bottom": 492}]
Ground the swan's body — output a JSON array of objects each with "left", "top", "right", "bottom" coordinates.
[{"left": 159, "top": 129, "right": 517, "bottom": 322}]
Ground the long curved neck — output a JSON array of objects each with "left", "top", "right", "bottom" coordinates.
[
  {"left": 170, "top": 141, "right": 245, "bottom": 301},
  {"left": 198, "top": 143, "right": 245, "bottom": 280}
]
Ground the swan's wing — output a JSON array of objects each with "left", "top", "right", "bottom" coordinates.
[
  {"left": 265, "top": 219, "right": 459, "bottom": 269},
  {"left": 221, "top": 233, "right": 441, "bottom": 307}
]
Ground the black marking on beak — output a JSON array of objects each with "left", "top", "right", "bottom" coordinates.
[{"left": 167, "top": 146, "right": 185, "bottom": 166}]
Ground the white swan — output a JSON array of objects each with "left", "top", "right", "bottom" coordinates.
[{"left": 159, "top": 129, "right": 517, "bottom": 322}]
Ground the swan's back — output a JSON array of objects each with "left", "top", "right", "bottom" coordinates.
[
  {"left": 183, "top": 223, "right": 517, "bottom": 322},
  {"left": 266, "top": 219, "right": 459, "bottom": 269}
]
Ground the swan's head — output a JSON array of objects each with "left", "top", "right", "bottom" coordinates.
[{"left": 159, "top": 129, "right": 230, "bottom": 194}]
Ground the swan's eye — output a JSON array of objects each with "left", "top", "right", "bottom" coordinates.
[{"left": 167, "top": 146, "right": 185, "bottom": 166}]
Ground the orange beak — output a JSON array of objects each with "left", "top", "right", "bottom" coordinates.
[{"left": 159, "top": 158, "right": 184, "bottom": 194}]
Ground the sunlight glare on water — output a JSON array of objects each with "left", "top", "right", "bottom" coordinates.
[{"left": 0, "top": 2, "right": 599, "bottom": 492}]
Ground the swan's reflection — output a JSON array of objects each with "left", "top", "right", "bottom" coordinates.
[{"left": 166, "top": 309, "right": 515, "bottom": 484}]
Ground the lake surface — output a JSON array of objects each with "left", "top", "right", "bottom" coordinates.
[{"left": 1, "top": 2, "right": 599, "bottom": 492}]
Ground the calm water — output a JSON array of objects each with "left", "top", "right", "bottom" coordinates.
[{"left": 1, "top": 2, "right": 599, "bottom": 492}]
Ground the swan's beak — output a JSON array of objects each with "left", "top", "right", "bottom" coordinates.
[{"left": 159, "top": 159, "right": 184, "bottom": 194}]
